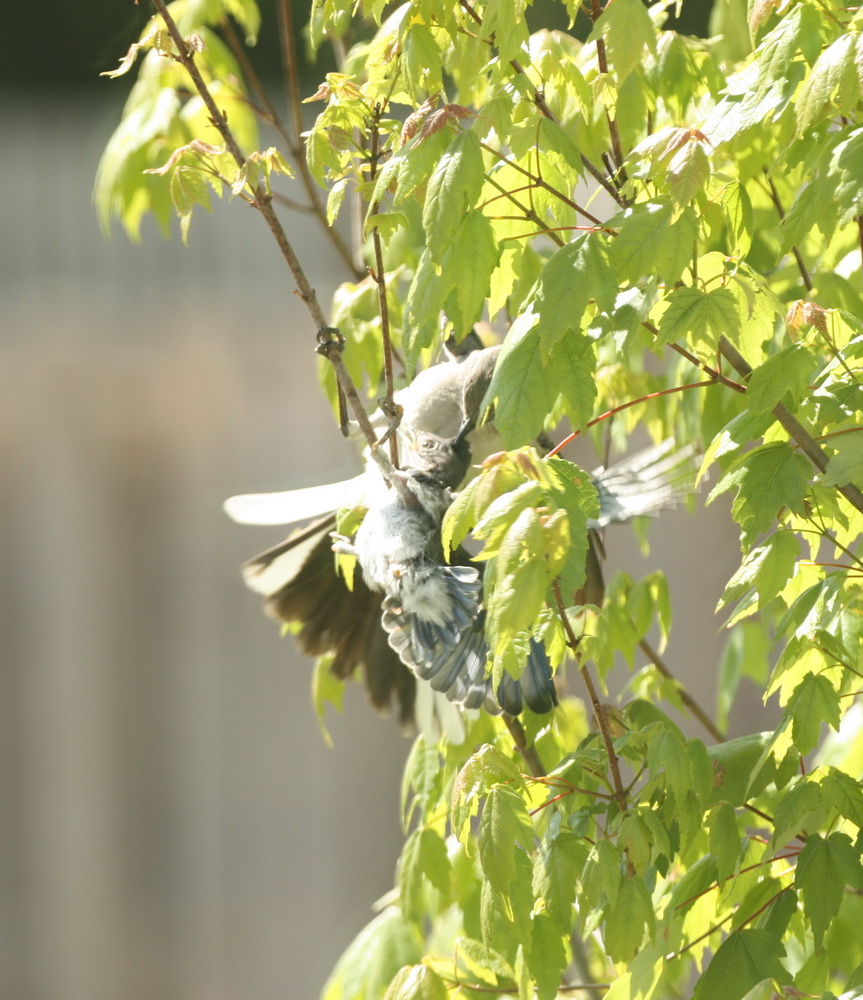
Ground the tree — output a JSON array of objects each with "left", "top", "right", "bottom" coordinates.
[{"left": 96, "top": 1, "right": 863, "bottom": 997}]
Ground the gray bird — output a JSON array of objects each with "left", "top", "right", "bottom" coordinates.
[
  {"left": 226, "top": 346, "right": 697, "bottom": 728},
  {"left": 337, "top": 430, "right": 557, "bottom": 719},
  {"left": 224, "top": 346, "right": 501, "bottom": 529}
]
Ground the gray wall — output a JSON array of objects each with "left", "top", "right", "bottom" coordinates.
[{"left": 1, "top": 97, "right": 756, "bottom": 1000}]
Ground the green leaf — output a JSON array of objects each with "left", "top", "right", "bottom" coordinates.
[
  {"left": 603, "top": 875, "right": 655, "bottom": 963},
  {"left": 547, "top": 333, "right": 598, "bottom": 437},
  {"left": 617, "top": 813, "right": 653, "bottom": 875},
  {"left": 591, "top": 0, "right": 657, "bottom": 83},
  {"left": 707, "top": 733, "right": 773, "bottom": 807},
  {"left": 399, "top": 827, "right": 451, "bottom": 921},
  {"left": 796, "top": 32, "right": 863, "bottom": 134},
  {"left": 708, "top": 442, "right": 811, "bottom": 546},
  {"left": 692, "top": 929, "right": 788, "bottom": 1000},
  {"left": 384, "top": 963, "right": 449, "bottom": 1000},
  {"left": 823, "top": 432, "right": 863, "bottom": 487},
  {"left": 403, "top": 248, "right": 452, "bottom": 363},
  {"left": 657, "top": 285, "right": 741, "bottom": 357},
  {"left": 719, "top": 180, "right": 753, "bottom": 256},
  {"left": 526, "top": 912, "right": 568, "bottom": 1000},
  {"left": 480, "top": 0, "right": 530, "bottom": 64},
  {"left": 667, "top": 138, "right": 711, "bottom": 208},
  {"left": 444, "top": 210, "right": 500, "bottom": 334},
  {"left": 786, "top": 672, "right": 841, "bottom": 754},
  {"left": 709, "top": 802, "right": 742, "bottom": 886},
  {"left": 719, "top": 531, "right": 799, "bottom": 611},
  {"left": 780, "top": 173, "right": 836, "bottom": 251},
  {"left": 402, "top": 24, "right": 443, "bottom": 100},
  {"left": 755, "top": 2, "right": 822, "bottom": 92},
  {"left": 482, "top": 313, "right": 555, "bottom": 447},
  {"left": 321, "top": 908, "right": 423, "bottom": 1000},
  {"left": 401, "top": 736, "right": 442, "bottom": 828},
  {"left": 532, "top": 234, "right": 616, "bottom": 354},
  {"left": 532, "top": 832, "right": 589, "bottom": 933},
  {"left": 453, "top": 937, "right": 515, "bottom": 986},
  {"left": 796, "top": 832, "right": 863, "bottom": 952},
  {"left": 647, "top": 724, "right": 691, "bottom": 803},
  {"left": 746, "top": 343, "right": 817, "bottom": 413},
  {"left": 829, "top": 127, "right": 863, "bottom": 226},
  {"left": 452, "top": 744, "right": 526, "bottom": 843},
  {"left": 423, "top": 130, "right": 485, "bottom": 265},
  {"left": 770, "top": 776, "right": 822, "bottom": 848},
  {"left": 478, "top": 785, "right": 535, "bottom": 902},
  {"left": 612, "top": 201, "right": 699, "bottom": 287},
  {"left": 820, "top": 768, "right": 863, "bottom": 829}
]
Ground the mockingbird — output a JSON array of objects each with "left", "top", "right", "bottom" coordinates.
[{"left": 226, "top": 347, "right": 697, "bottom": 731}]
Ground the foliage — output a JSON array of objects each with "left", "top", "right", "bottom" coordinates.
[{"left": 98, "top": 0, "right": 863, "bottom": 998}]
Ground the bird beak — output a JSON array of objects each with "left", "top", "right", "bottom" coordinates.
[{"left": 452, "top": 415, "right": 474, "bottom": 450}]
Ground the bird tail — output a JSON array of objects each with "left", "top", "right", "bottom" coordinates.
[
  {"left": 590, "top": 440, "right": 699, "bottom": 528},
  {"left": 382, "top": 602, "right": 557, "bottom": 716}
]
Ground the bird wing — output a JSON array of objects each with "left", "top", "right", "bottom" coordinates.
[
  {"left": 224, "top": 475, "right": 366, "bottom": 527},
  {"left": 590, "top": 440, "right": 699, "bottom": 527}
]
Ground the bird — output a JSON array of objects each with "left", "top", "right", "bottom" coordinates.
[
  {"left": 223, "top": 345, "right": 501, "bottom": 529},
  {"left": 337, "top": 430, "right": 558, "bottom": 719},
  {"left": 226, "top": 346, "right": 698, "bottom": 729}
]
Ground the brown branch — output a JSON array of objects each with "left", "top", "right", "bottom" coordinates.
[
  {"left": 638, "top": 637, "right": 726, "bottom": 743},
  {"left": 483, "top": 173, "right": 567, "bottom": 248},
  {"left": 502, "top": 714, "right": 547, "bottom": 778},
  {"left": 547, "top": 379, "right": 721, "bottom": 457},
  {"left": 458, "top": 0, "right": 624, "bottom": 209},
  {"left": 551, "top": 581, "right": 628, "bottom": 824},
  {"left": 149, "top": 0, "right": 330, "bottom": 329},
  {"left": 367, "top": 106, "right": 399, "bottom": 467},
  {"left": 718, "top": 337, "right": 863, "bottom": 517},
  {"left": 763, "top": 170, "right": 813, "bottom": 292},
  {"left": 640, "top": 321, "right": 748, "bottom": 393},
  {"left": 221, "top": 17, "right": 361, "bottom": 277},
  {"left": 479, "top": 140, "right": 610, "bottom": 229},
  {"left": 589, "top": 0, "right": 628, "bottom": 189},
  {"left": 858, "top": 215, "right": 863, "bottom": 289}
]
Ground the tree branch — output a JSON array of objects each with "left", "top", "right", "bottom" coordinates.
[
  {"left": 149, "top": 0, "right": 330, "bottom": 329},
  {"left": 221, "top": 16, "right": 361, "bottom": 278},
  {"left": 762, "top": 170, "right": 813, "bottom": 292},
  {"left": 552, "top": 581, "right": 629, "bottom": 823},
  {"left": 367, "top": 105, "right": 399, "bottom": 467},
  {"left": 589, "top": 0, "right": 628, "bottom": 191},
  {"left": 502, "top": 714, "right": 547, "bottom": 778},
  {"left": 479, "top": 140, "right": 611, "bottom": 230},
  {"left": 638, "top": 638, "right": 726, "bottom": 743}
]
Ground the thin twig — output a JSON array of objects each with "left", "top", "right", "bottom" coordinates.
[
  {"left": 221, "top": 18, "right": 361, "bottom": 278},
  {"left": 315, "top": 330, "right": 382, "bottom": 448},
  {"left": 483, "top": 173, "right": 567, "bottom": 248},
  {"left": 637, "top": 320, "right": 748, "bottom": 393},
  {"left": 589, "top": 0, "right": 628, "bottom": 189},
  {"left": 638, "top": 637, "right": 726, "bottom": 743},
  {"left": 367, "top": 105, "right": 399, "bottom": 467},
  {"left": 547, "top": 379, "right": 721, "bottom": 457},
  {"left": 149, "top": 0, "right": 330, "bottom": 327},
  {"left": 479, "top": 140, "right": 610, "bottom": 230},
  {"left": 458, "top": 0, "right": 624, "bottom": 208},
  {"left": 148, "top": 0, "right": 389, "bottom": 459},
  {"left": 502, "top": 714, "right": 547, "bottom": 778},
  {"left": 551, "top": 581, "right": 629, "bottom": 825},
  {"left": 763, "top": 170, "right": 813, "bottom": 292}
]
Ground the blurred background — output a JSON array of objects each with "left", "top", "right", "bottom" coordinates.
[{"left": 0, "top": 3, "right": 748, "bottom": 1000}]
